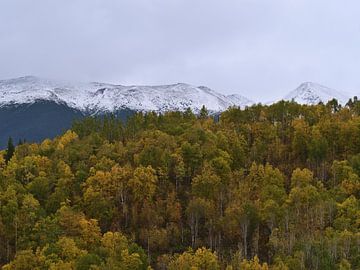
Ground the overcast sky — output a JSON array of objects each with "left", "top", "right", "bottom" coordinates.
[{"left": 1, "top": 0, "right": 360, "bottom": 101}]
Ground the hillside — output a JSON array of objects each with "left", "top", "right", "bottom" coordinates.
[{"left": 0, "top": 102, "right": 359, "bottom": 269}]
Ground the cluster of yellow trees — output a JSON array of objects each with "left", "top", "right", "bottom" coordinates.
[{"left": 0, "top": 99, "right": 359, "bottom": 269}]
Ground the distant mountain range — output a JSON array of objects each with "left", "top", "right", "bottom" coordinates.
[
  {"left": 0, "top": 76, "right": 357, "bottom": 148},
  {"left": 0, "top": 76, "right": 253, "bottom": 114}
]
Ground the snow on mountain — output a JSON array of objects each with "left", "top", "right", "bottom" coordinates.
[
  {"left": 0, "top": 77, "right": 352, "bottom": 113},
  {"left": 0, "top": 76, "right": 252, "bottom": 114},
  {"left": 227, "top": 94, "right": 254, "bottom": 107},
  {"left": 284, "top": 82, "right": 350, "bottom": 105}
]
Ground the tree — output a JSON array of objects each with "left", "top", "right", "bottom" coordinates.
[
  {"left": 1, "top": 185, "right": 19, "bottom": 261},
  {"left": 326, "top": 98, "right": 341, "bottom": 113},
  {"left": 291, "top": 119, "right": 309, "bottom": 164},
  {"left": 128, "top": 166, "right": 157, "bottom": 203},
  {"left": 101, "top": 231, "right": 145, "bottom": 270},
  {"left": 5, "top": 137, "right": 15, "bottom": 163},
  {"left": 56, "top": 130, "right": 78, "bottom": 151},
  {"left": 75, "top": 253, "right": 102, "bottom": 270},
  {"left": 186, "top": 198, "right": 211, "bottom": 248},
  {"left": 225, "top": 201, "right": 258, "bottom": 259},
  {"left": 199, "top": 105, "right": 209, "bottom": 119},
  {"left": 168, "top": 247, "right": 220, "bottom": 270},
  {"left": 192, "top": 165, "right": 221, "bottom": 200},
  {"left": 181, "top": 142, "right": 203, "bottom": 178},
  {"left": 308, "top": 128, "right": 328, "bottom": 178},
  {"left": 2, "top": 249, "right": 46, "bottom": 270},
  {"left": 239, "top": 255, "right": 269, "bottom": 270}
]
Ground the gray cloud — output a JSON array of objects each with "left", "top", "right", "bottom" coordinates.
[{"left": 1, "top": 0, "right": 360, "bottom": 101}]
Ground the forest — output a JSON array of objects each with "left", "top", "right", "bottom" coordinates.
[{"left": 0, "top": 98, "right": 359, "bottom": 269}]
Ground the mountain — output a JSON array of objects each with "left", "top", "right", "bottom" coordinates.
[
  {"left": 283, "top": 82, "right": 350, "bottom": 105},
  {"left": 227, "top": 94, "right": 254, "bottom": 107},
  {"left": 0, "top": 101, "right": 84, "bottom": 146},
  {"left": 0, "top": 76, "right": 251, "bottom": 114},
  {"left": 0, "top": 100, "right": 135, "bottom": 149},
  {"left": 0, "top": 76, "right": 252, "bottom": 148},
  {"left": 0, "top": 76, "right": 356, "bottom": 148}
]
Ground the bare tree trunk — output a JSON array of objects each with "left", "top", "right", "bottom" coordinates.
[
  {"left": 7, "top": 239, "right": 10, "bottom": 262},
  {"left": 242, "top": 222, "right": 248, "bottom": 259},
  {"left": 15, "top": 217, "right": 17, "bottom": 254},
  {"left": 195, "top": 215, "right": 199, "bottom": 248},
  {"left": 147, "top": 234, "right": 151, "bottom": 265},
  {"left": 190, "top": 214, "right": 195, "bottom": 248}
]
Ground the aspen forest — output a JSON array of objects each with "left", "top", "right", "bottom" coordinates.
[{"left": 0, "top": 99, "right": 359, "bottom": 270}]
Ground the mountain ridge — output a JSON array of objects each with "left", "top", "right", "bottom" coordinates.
[
  {"left": 0, "top": 76, "right": 358, "bottom": 148},
  {"left": 0, "top": 76, "right": 253, "bottom": 114},
  {"left": 1, "top": 76, "right": 356, "bottom": 113}
]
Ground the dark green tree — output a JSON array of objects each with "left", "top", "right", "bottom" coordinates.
[
  {"left": 5, "top": 137, "right": 15, "bottom": 163},
  {"left": 199, "top": 105, "right": 209, "bottom": 119}
]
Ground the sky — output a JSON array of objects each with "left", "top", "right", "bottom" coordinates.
[{"left": 0, "top": 0, "right": 360, "bottom": 102}]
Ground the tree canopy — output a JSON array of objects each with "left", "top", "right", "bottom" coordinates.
[{"left": 0, "top": 99, "right": 360, "bottom": 269}]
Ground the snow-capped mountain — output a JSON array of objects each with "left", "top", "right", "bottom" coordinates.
[
  {"left": 284, "top": 82, "right": 350, "bottom": 105},
  {"left": 0, "top": 76, "right": 355, "bottom": 148},
  {"left": 227, "top": 94, "right": 254, "bottom": 107},
  {"left": 0, "top": 76, "right": 251, "bottom": 113},
  {"left": 0, "top": 77, "right": 355, "bottom": 114}
]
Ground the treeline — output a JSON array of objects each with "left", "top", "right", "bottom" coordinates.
[{"left": 0, "top": 99, "right": 359, "bottom": 269}]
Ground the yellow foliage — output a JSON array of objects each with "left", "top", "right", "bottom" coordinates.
[
  {"left": 57, "top": 130, "right": 78, "bottom": 150},
  {"left": 240, "top": 256, "right": 269, "bottom": 270},
  {"left": 0, "top": 154, "right": 6, "bottom": 169},
  {"left": 40, "top": 138, "right": 53, "bottom": 153},
  {"left": 49, "top": 261, "right": 75, "bottom": 270},
  {"left": 56, "top": 237, "right": 86, "bottom": 260},
  {"left": 168, "top": 247, "right": 220, "bottom": 270}
]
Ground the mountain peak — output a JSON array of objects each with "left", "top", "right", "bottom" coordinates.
[
  {"left": 284, "top": 82, "right": 349, "bottom": 105},
  {"left": 300, "top": 81, "right": 319, "bottom": 86}
]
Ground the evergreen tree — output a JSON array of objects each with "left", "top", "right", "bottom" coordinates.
[
  {"left": 5, "top": 136, "right": 15, "bottom": 163},
  {"left": 199, "top": 105, "right": 209, "bottom": 119}
]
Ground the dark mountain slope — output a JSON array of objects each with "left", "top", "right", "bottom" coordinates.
[
  {"left": 0, "top": 101, "right": 138, "bottom": 149},
  {"left": 0, "top": 101, "right": 85, "bottom": 148}
]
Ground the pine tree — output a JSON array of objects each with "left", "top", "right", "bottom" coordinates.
[
  {"left": 5, "top": 137, "right": 15, "bottom": 163},
  {"left": 199, "top": 105, "right": 208, "bottom": 119}
]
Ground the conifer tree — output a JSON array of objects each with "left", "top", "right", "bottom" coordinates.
[
  {"left": 199, "top": 105, "right": 209, "bottom": 119},
  {"left": 5, "top": 137, "right": 15, "bottom": 163}
]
